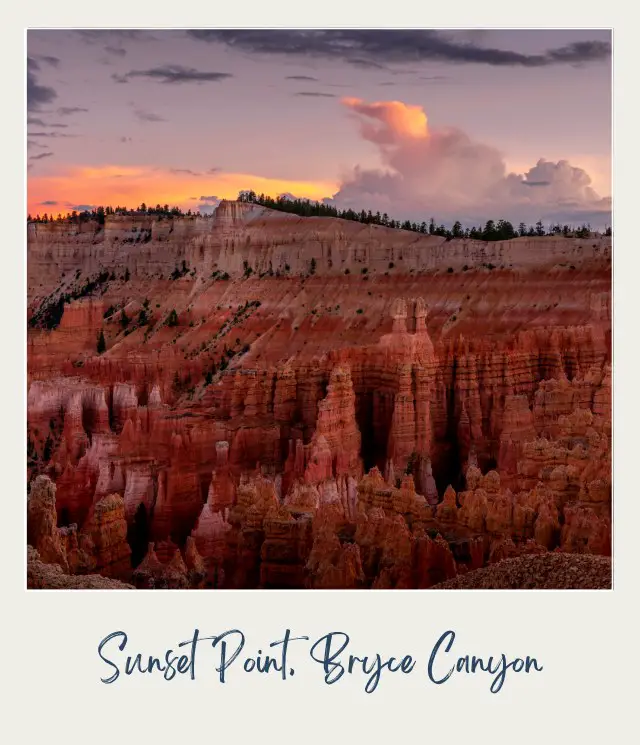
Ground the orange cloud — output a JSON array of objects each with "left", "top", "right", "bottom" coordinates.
[
  {"left": 341, "top": 97, "right": 429, "bottom": 143},
  {"left": 27, "top": 165, "right": 337, "bottom": 215}
]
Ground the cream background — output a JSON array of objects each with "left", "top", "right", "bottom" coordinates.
[{"left": 4, "top": 3, "right": 635, "bottom": 743}]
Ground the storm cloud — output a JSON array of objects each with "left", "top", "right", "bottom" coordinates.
[
  {"left": 27, "top": 57, "right": 57, "bottom": 112},
  {"left": 187, "top": 30, "right": 611, "bottom": 69},
  {"left": 114, "top": 65, "right": 233, "bottom": 84}
]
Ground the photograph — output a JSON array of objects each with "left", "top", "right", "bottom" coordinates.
[{"left": 26, "top": 28, "right": 612, "bottom": 590}]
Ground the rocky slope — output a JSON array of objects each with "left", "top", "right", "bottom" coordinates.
[
  {"left": 26, "top": 201, "right": 612, "bottom": 589},
  {"left": 431, "top": 553, "right": 612, "bottom": 589}
]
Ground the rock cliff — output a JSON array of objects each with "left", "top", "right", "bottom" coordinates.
[{"left": 27, "top": 202, "right": 612, "bottom": 588}]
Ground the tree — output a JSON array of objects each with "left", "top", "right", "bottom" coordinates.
[
  {"left": 97, "top": 330, "right": 106, "bottom": 354},
  {"left": 535, "top": 220, "right": 545, "bottom": 236},
  {"left": 120, "top": 310, "right": 130, "bottom": 329},
  {"left": 452, "top": 221, "right": 463, "bottom": 238},
  {"left": 309, "top": 257, "right": 317, "bottom": 275},
  {"left": 167, "top": 309, "right": 179, "bottom": 327},
  {"left": 482, "top": 220, "right": 496, "bottom": 240}
]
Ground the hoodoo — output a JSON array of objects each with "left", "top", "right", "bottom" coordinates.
[{"left": 27, "top": 202, "right": 612, "bottom": 589}]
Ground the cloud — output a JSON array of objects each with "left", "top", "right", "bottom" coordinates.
[
  {"left": 186, "top": 30, "right": 611, "bottom": 69},
  {"left": 105, "top": 46, "right": 127, "bottom": 57},
  {"left": 27, "top": 139, "right": 47, "bottom": 149},
  {"left": 119, "top": 136, "right": 133, "bottom": 143},
  {"left": 286, "top": 75, "right": 319, "bottom": 81},
  {"left": 29, "top": 152, "right": 54, "bottom": 161},
  {"left": 28, "top": 131, "right": 77, "bottom": 138},
  {"left": 197, "top": 195, "right": 222, "bottom": 212},
  {"left": 197, "top": 203, "right": 219, "bottom": 214},
  {"left": 330, "top": 97, "right": 611, "bottom": 228},
  {"left": 342, "top": 97, "right": 429, "bottom": 142},
  {"left": 27, "top": 164, "right": 336, "bottom": 218},
  {"left": 168, "top": 167, "right": 219, "bottom": 176},
  {"left": 67, "top": 203, "right": 95, "bottom": 211},
  {"left": 133, "top": 108, "right": 166, "bottom": 123},
  {"left": 114, "top": 65, "right": 233, "bottom": 84},
  {"left": 294, "top": 91, "right": 336, "bottom": 98},
  {"left": 27, "top": 117, "right": 68, "bottom": 128},
  {"left": 34, "top": 55, "right": 59, "bottom": 67},
  {"left": 27, "top": 57, "right": 57, "bottom": 112},
  {"left": 75, "top": 30, "right": 155, "bottom": 44},
  {"left": 57, "top": 106, "right": 89, "bottom": 115},
  {"left": 39, "top": 200, "right": 58, "bottom": 205}
]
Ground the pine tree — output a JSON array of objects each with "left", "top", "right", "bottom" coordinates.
[{"left": 97, "top": 330, "right": 106, "bottom": 354}]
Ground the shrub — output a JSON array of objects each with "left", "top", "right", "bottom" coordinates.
[
  {"left": 356, "top": 308, "right": 364, "bottom": 314},
  {"left": 167, "top": 309, "right": 179, "bottom": 327}
]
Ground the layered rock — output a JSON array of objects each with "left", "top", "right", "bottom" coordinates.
[{"left": 27, "top": 204, "right": 612, "bottom": 589}]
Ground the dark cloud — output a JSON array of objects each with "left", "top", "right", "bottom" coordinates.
[
  {"left": 133, "top": 108, "right": 166, "bottom": 123},
  {"left": 167, "top": 167, "right": 220, "bottom": 176},
  {"left": 294, "top": 91, "right": 336, "bottom": 98},
  {"left": 40, "top": 200, "right": 59, "bottom": 205},
  {"left": 522, "top": 181, "right": 551, "bottom": 187},
  {"left": 57, "top": 106, "right": 89, "bottom": 115},
  {"left": 34, "top": 55, "right": 60, "bottom": 67},
  {"left": 75, "top": 30, "right": 155, "bottom": 44},
  {"left": 285, "top": 75, "right": 319, "bottom": 81},
  {"left": 27, "top": 57, "right": 57, "bottom": 112},
  {"left": 114, "top": 65, "right": 233, "bottom": 84},
  {"left": 120, "top": 136, "right": 133, "bottom": 143},
  {"left": 199, "top": 195, "right": 220, "bottom": 202},
  {"left": 105, "top": 46, "right": 127, "bottom": 57},
  {"left": 29, "top": 152, "right": 54, "bottom": 161},
  {"left": 27, "top": 139, "right": 46, "bottom": 149},
  {"left": 349, "top": 59, "right": 387, "bottom": 70},
  {"left": 186, "top": 30, "right": 611, "bottom": 68},
  {"left": 27, "top": 117, "right": 68, "bottom": 128},
  {"left": 28, "top": 131, "right": 77, "bottom": 138}
]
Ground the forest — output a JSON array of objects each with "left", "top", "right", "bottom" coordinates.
[{"left": 27, "top": 192, "right": 611, "bottom": 240}]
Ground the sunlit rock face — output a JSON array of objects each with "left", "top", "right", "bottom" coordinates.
[{"left": 27, "top": 203, "right": 611, "bottom": 588}]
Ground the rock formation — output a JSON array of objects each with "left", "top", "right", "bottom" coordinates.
[{"left": 26, "top": 202, "right": 612, "bottom": 588}]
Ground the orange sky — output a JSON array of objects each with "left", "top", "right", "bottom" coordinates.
[{"left": 27, "top": 164, "right": 338, "bottom": 216}]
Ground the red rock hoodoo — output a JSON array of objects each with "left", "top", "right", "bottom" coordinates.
[{"left": 27, "top": 201, "right": 612, "bottom": 588}]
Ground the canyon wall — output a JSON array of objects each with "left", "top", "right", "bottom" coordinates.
[{"left": 26, "top": 202, "right": 612, "bottom": 588}]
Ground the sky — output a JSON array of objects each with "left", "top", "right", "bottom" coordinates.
[{"left": 27, "top": 29, "right": 612, "bottom": 228}]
